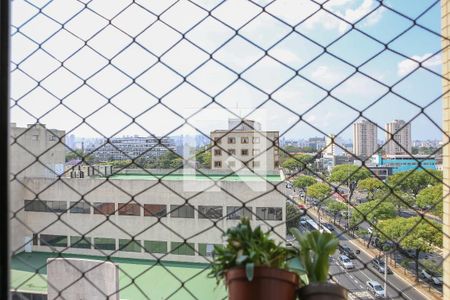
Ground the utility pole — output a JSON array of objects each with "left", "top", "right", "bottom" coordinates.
[{"left": 384, "top": 251, "right": 388, "bottom": 299}]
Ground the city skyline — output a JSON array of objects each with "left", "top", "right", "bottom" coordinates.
[{"left": 10, "top": 0, "right": 444, "bottom": 140}]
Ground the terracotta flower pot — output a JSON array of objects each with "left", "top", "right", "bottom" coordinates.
[
  {"left": 297, "top": 282, "right": 348, "bottom": 300},
  {"left": 226, "top": 266, "right": 299, "bottom": 300}
]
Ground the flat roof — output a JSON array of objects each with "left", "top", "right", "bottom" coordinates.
[
  {"left": 107, "top": 173, "right": 282, "bottom": 182},
  {"left": 11, "top": 252, "right": 226, "bottom": 300}
]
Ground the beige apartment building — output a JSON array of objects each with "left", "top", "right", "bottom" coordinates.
[
  {"left": 353, "top": 119, "right": 378, "bottom": 159},
  {"left": 210, "top": 119, "right": 280, "bottom": 173},
  {"left": 9, "top": 123, "right": 287, "bottom": 263},
  {"left": 10, "top": 123, "right": 65, "bottom": 178},
  {"left": 384, "top": 120, "right": 412, "bottom": 155}
]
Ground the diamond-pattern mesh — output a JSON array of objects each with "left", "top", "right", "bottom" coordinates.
[{"left": 7, "top": 0, "right": 449, "bottom": 299}]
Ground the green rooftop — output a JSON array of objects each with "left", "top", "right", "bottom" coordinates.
[
  {"left": 108, "top": 173, "right": 282, "bottom": 182},
  {"left": 11, "top": 252, "right": 226, "bottom": 300}
]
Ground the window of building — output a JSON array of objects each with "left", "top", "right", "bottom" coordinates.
[
  {"left": 31, "top": 134, "right": 39, "bottom": 141},
  {"left": 198, "top": 206, "right": 223, "bottom": 219},
  {"left": 226, "top": 206, "right": 253, "bottom": 220},
  {"left": 241, "top": 149, "right": 249, "bottom": 156},
  {"left": 118, "top": 203, "right": 140, "bottom": 216},
  {"left": 49, "top": 135, "right": 57, "bottom": 141},
  {"left": 170, "top": 204, "right": 195, "bottom": 218},
  {"left": 228, "top": 149, "right": 236, "bottom": 155},
  {"left": 24, "top": 200, "right": 47, "bottom": 212},
  {"left": 241, "top": 137, "right": 249, "bottom": 144},
  {"left": 32, "top": 234, "right": 38, "bottom": 246},
  {"left": 198, "top": 243, "right": 222, "bottom": 257},
  {"left": 214, "top": 149, "right": 222, "bottom": 156},
  {"left": 94, "top": 237, "right": 116, "bottom": 250},
  {"left": 256, "top": 207, "right": 282, "bottom": 221},
  {"left": 171, "top": 242, "right": 195, "bottom": 256},
  {"left": 143, "top": 240, "right": 167, "bottom": 254},
  {"left": 119, "top": 239, "right": 142, "bottom": 252},
  {"left": 47, "top": 201, "right": 67, "bottom": 213},
  {"left": 214, "top": 161, "right": 222, "bottom": 168},
  {"left": 40, "top": 234, "right": 67, "bottom": 248},
  {"left": 70, "top": 201, "right": 90, "bottom": 214},
  {"left": 253, "top": 137, "right": 260, "bottom": 144},
  {"left": 144, "top": 204, "right": 167, "bottom": 217},
  {"left": 70, "top": 236, "right": 91, "bottom": 249},
  {"left": 213, "top": 137, "right": 221, "bottom": 144},
  {"left": 93, "top": 202, "right": 115, "bottom": 215},
  {"left": 227, "top": 137, "right": 236, "bottom": 144}
]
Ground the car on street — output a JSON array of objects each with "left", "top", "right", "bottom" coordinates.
[
  {"left": 338, "top": 255, "right": 354, "bottom": 269},
  {"left": 371, "top": 258, "right": 393, "bottom": 274},
  {"left": 339, "top": 245, "right": 357, "bottom": 259},
  {"left": 366, "top": 280, "right": 385, "bottom": 298},
  {"left": 323, "top": 223, "right": 335, "bottom": 231},
  {"left": 420, "top": 269, "right": 443, "bottom": 285}
]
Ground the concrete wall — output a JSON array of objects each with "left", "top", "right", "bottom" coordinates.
[
  {"left": 13, "top": 177, "right": 287, "bottom": 263},
  {"left": 47, "top": 258, "right": 119, "bottom": 300}
]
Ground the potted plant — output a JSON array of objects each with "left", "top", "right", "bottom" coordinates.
[
  {"left": 289, "top": 228, "right": 348, "bottom": 300},
  {"left": 209, "top": 218, "right": 299, "bottom": 300}
]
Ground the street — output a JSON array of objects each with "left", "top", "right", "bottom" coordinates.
[{"left": 297, "top": 207, "right": 429, "bottom": 300}]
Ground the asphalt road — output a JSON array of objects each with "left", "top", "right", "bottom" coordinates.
[{"left": 298, "top": 213, "right": 429, "bottom": 300}]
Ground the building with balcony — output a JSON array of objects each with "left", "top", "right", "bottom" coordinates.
[{"left": 353, "top": 119, "right": 378, "bottom": 159}]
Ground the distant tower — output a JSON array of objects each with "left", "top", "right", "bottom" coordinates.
[
  {"left": 353, "top": 119, "right": 378, "bottom": 159},
  {"left": 384, "top": 120, "right": 412, "bottom": 155}
]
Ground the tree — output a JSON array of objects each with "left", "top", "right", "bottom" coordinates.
[
  {"left": 293, "top": 175, "right": 317, "bottom": 193},
  {"left": 286, "top": 203, "right": 302, "bottom": 231},
  {"left": 374, "top": 190, "right": 415, "bottom": 214},
  {"left": 196, "top": 147, "right": 212, "bottom": 168},
  {"left": 324, "top": 199, "right": 347, "bottom": 223},
  {"left": 416, "top": 184, "right": 443, "bottom": 216},
  {"left": 357, "top": 178, "right": 385, "bottom": 200},
  {"left": 387, "top": 170, "right": 443, "bottom": 197},
  {"left": 281, "top": 154, "right": 314, "bottom": 173},
  {"left": 351, "top": 200, "right": 396, "bottom": 246},
  {"left": 65, "top": 149, "right": 94, "bottom": 164},
  {"left": 329, "top": 165, "right": 371, "bottom": 185},
  {"left": 377, "top": 217, "right": 442, "bottom": 280},
  {"left": 307, "top": 183, "right": 332, "bottom": 202}
]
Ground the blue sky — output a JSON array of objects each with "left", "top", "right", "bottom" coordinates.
[{"left": 9, "top": 0, "right": 445, "bottom": 141}]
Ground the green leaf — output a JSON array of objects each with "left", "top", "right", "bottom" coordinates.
[{"left": 245, "top": 263, "right": 254, "bottom": 282}]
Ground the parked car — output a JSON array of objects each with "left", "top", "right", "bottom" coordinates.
[
  {"left": 339, "top": 245, "right": 357, "bottom": 259},
  {"left": 366, "top": 280, "right": 385, "bottom": 298},
  {"left": 338, "top": 255, "right": 354, "bottom": 269},
  {"left": 420, "top": 269, "right": 443, "bottom": 285},
  {"left": 371, "top": 258, "right": 393, "bottom": 274}
]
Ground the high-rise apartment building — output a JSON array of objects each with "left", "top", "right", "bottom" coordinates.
[
  {"left": 353, "top": 119, "right": 378, "bottom": 159},
  {"left": 210, "top": 119, "right": 279, "bottom": 172},
  {"left": 384, "top": 120, "right": 412, "bottom": 155}
]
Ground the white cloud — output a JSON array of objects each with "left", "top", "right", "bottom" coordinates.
[
  {"left": 306, "top": 0, "right": 384, "bottom": 33},
  {"left": 397, "top": 53, "right": 441, "bottom": 77}
]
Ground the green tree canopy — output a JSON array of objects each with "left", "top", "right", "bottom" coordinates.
[
  {"left": 350, "top": 200, "right": 396, "bottom": 227},
  {"left": 377, "top": 217, "right": 442, "bottom": 279},
  {"left": 286, "top": 203, "right": 302, "bottom": 231},
  {"left": 357, "top": 177, "right": 385, "bottom": 200},
  {"left": 195, "top": 147, "right": 211, "bottom": 169},
  {"left": 281, "top": 154, "right": 314, "bottom": 172},
  {"left": 329, "top": 165, "right": 371, "bottom": 185},
  {"left": 387, "top": 170, "right": 442, "bottom": 197},
  {"left": 293, "top": 175, "right": 317, "bottom": 191},
  {"left": 307, "top": 182, "right": 332, "bottom": 201},
  {"left": 324, "top": 199, "right": 347, "bottom": 223},
  {"left": 416, "top": 184, "right": 443, "bottom": 216}
]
